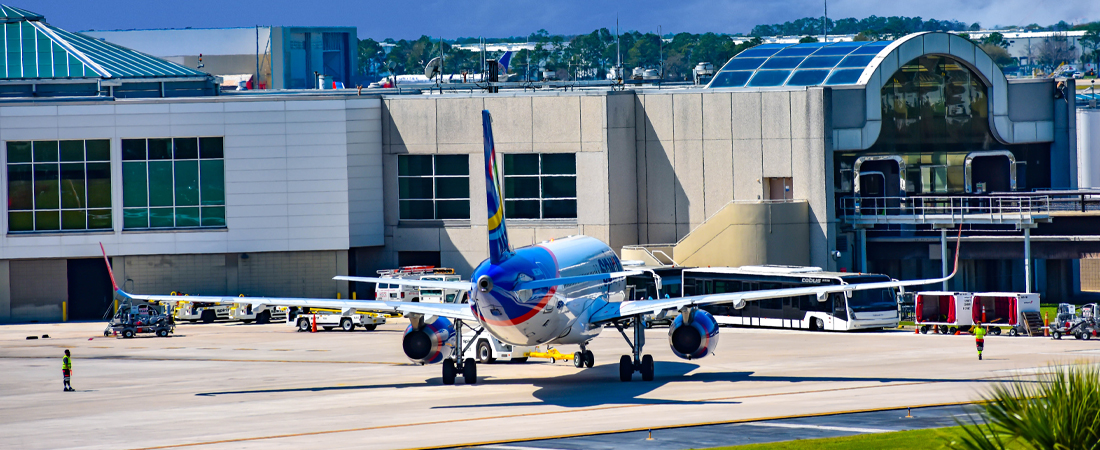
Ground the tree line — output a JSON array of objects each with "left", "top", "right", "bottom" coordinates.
[{"left": 356, "top": 17, "right": 1100, "bottom": 82}]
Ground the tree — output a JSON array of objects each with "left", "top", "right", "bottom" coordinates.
[
  {"left": 1035, "top": 32, "right": 1077, "bottom": 68},
  {"left": 981, "top": 32, "right": 1010, "bottom": 49},
  {"left": 357, "top": 38, "right": 384, "bottom": 77},
  {"left": 969, "top": 22, "right": 981, "bottom": 31},
  {"left": 1081, "top": 23, "right": 1100, "bottom": 66},
  {"left": 799, "top": 36, "right": 819, "bottom": 43},
  {"left": 980, "top": 44, "right": 1015, "bottom": 67}
]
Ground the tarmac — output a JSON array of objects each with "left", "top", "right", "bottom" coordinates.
[{"left": 2, "top": 320, "right": 1098, "bottom": 450}]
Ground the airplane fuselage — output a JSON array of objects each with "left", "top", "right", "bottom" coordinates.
[{"left": 469, "top": 235, "right": 624, "bottom": 346}]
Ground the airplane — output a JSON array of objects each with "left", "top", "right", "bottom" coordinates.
[
  {"left": 103, "top": 109, "right": 962, "bottom": 385},
  {"left": 373, "top": 51, "right": 514, "bottom": 88}
]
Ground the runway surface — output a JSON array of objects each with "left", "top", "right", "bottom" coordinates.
[{"left": 2, "top": 320, "right": 1097, "bottom": 449}]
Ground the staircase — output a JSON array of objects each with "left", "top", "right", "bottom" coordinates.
[
  {"left": 1022, "top": 311, "right": 1044, "bottom": 336},
  {"left": 620, "top": 200, "right": 811, "bottom": 268}
]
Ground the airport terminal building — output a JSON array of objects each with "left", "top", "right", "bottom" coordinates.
[{"left": 0, "top": 7, "right": 1088, "bottom": 322}]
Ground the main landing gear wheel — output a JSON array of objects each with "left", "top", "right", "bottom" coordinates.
[
  {"left": 640, "top": 355, "right": 655, "bottom": 381},
  {"left": 463, "top": 358, "right": 478, "bottom": 384},
  {"left": 574, "top": 352, "right": 585, "bottom": 368},
  {"left": 583, "top": 350, "right": 594, "bottom": 368},
  {"left": 619, "top": 355, "right": 633, "bottom": 381},
  {"left": 442, "top": 359, "right": 457, "bottom": 385}
]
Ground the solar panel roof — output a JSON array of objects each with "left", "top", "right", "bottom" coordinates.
[
  {"left": 0, "top": 5, "right": 210, "bottom": 80},
  {"left": 708, "top": 40, "right": 893, "bottom": 89}
]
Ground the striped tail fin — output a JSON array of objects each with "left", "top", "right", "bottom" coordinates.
[{"left": 483, "top": 110, "right": 512, "bottom": 264}]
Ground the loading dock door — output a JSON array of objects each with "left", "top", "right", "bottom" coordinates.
[{"left": 67, "top": 258, "right": 114, "bottom": 320}]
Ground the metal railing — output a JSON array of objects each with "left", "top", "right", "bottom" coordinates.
[{"left": 839, "top": 195, "right": 1052, "bottom": 225}]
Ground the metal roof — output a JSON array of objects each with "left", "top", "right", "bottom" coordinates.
[
  {"left": 707, "top": 40, "right": 894, "bottom": 89},
  {"left": 0, "top": 5, "right": 210, "bottom": 80}
]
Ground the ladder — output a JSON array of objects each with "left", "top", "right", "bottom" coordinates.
[{"left": 1022, "top": 311, "right": 1044, "bottom": 337}]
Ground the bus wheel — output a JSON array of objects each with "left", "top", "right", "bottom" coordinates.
[
  {"left": 298, "top": 318, "right": 311, "bottom": 332},
  {"left": 815, "top": 318, "right": 824, "bottom": 331}
]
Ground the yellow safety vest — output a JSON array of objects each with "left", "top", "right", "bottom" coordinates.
[{"left": 63, "top": 356, "right": 72, "bottom": 370}]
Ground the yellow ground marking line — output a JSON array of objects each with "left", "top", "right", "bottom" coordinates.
[
  {"left": 124, "top": 369, "right": 1063, "bottom": 450},
  {"left": 0, "top": 356, "right": 406, "bottom": 365},
  {"left": 233, "top": 348, "right": 256, "bottom": 351},
  {"left": 126, "top": 399, "right": 979, "bottom": 450}
]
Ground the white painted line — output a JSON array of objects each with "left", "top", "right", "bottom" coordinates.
[{"left": 742, "top": 422, "right": 893, "bottom": 433}]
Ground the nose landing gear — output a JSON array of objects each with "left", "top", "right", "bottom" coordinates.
[{"left": 573, "top": 345, "right": 594, "bottom": 368}]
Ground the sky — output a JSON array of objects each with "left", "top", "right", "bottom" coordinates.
[{"left": 26, "top": 0, "right": 1100, "bottom": 40}]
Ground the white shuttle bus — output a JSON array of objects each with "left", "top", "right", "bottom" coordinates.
[{"left": 683, "top": 266, "right": 900, "bottom": 331}]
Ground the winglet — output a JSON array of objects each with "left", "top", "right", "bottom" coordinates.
[
  {"left": 483, "top": 110, "right": 513, "bottom": 264},
  {"left": 99, "top": 242, "right": 120, "bottom": 292},
  {"left": 947, "top": 223, "right": 963, "bottom": 278}
]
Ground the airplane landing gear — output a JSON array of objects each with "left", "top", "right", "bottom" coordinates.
[
  {"left": 441, "top": 319, "right": 480, "bottom": 385},
  {"left": 573, "top": 345, "right": 594, "bottom": 368},
  {"left": 615, "top": 314, "right": 653, "bottom": 381}
]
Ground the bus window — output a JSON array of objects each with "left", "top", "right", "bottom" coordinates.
[{"left": 848, "top": 288, "right": 896, "bottom": 313}]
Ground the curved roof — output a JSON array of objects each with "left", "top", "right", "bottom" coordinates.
[{"left": 708, "top": 40, "right": 894, "bottom": 88}]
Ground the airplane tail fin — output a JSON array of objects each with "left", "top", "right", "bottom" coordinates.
[
  {"left": 99, "top": 242, "right": 120, "bottom": 292},
  {"left": 498, "top": 51, "right": 514, "bottom": 71},
  {"left": 483, "top": 110, "right": 512, "bottom": 265}
]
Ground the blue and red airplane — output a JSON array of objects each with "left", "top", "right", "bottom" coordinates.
[{"left": 105, "top": 110, "right": 961, "bottom": 385}]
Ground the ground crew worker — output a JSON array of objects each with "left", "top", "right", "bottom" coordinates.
[
  {"left": 973, "top": 323, "right": 986, "bottom": 361},
  {"left": 62, "top": 349, "right": 73, "bottom": 391}
]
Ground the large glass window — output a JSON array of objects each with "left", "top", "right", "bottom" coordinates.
[
  {"left": 122, "top": 137, "right": 225, "bottom": 229},
  {"left": 503, "top": 153, "right": 577, "bottom": 219},
  {"left": 7, "top": 140, "right": 112, "bottom": 232},
  {"left": 398, "top": 154, "right": 469, "bottom": 220}
]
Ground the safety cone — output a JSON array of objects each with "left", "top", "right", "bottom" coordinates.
[
  {"left": 311, "top": 314, "right": 317, "bottom": 333},
  {"left": 914, "top": 327, "right": 920, "bottom": 334}
]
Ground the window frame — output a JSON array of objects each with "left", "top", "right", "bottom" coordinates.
[
  {"left": 121, "top": 137, "right": 226, "bottom": 230},
  {"left": 397, "top": 154, "right": 471, "bottom": 221},
  {"left": 6, "top": 139, "right": 113, "bottom": 233},
  {"left": 502, "top": 153, "right": 578, "bottom": 221}
]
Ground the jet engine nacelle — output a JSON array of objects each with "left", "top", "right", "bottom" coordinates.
[
  {"left": 402, "top": 316, "right": 455, "bottom": 364},
  {"left": 668, "top": 309, "right": 719, "bottom": 360}
]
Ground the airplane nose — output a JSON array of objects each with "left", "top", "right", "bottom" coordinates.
[{"left": 477, "top": 275, "right": 493, "bottom": 293}]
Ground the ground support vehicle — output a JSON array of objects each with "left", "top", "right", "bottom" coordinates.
[
  {"left": 374, "top": 266, "right": 463, "bottom": 303},
  {"left": 289, "top": 309, "right": 386, "bottom": 332},
  {"left": 174, "top": 300, "right": 233, "bottom": 323},
  {"left": 1057, "top": 304, "right": 1100, "bottom": 340},
  {"left": 916, "top": 292, "right": 975, "bottom": 334},
  {"left": 463, "top": 330, "right": 535, "bottom": 363},
  {"left": 523, "top": 347, "right": 575, "bottom": 364},
  {"left": 104, "top": 300, "right": 174, "bottom": 338},
  {"left": 1047, "top": 304, "right": 1087, "bottom": 340},
  {"left": 231, "top": 303, "right": 287, "bottom": 324},
  {"left": 972, "top": 292, "right": 1041, "bottom": 336}
]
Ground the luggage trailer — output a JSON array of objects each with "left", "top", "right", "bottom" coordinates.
[
  {"left": 971, "top": 292, "right": 1041, "bottom": 336},
  {"left": 915, "top": 292, "right": 974, "bottom": 334}
]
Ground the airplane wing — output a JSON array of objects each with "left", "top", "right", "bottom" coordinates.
[
  {"left": 333, "top": 276, "right": 473, "bottom": 291},
  {"left": 590, "top": 225, "right": 964, "bottom": 324},
  {"left": 118, "top": 290, "right": 477, "bottom": 322},
  {"left": 588, "top": 274, "right": 949, "bottom": 324}
]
